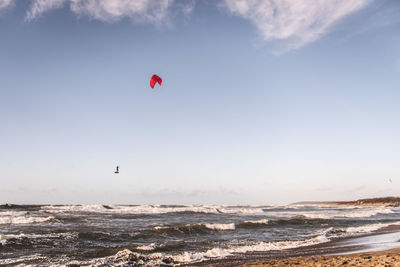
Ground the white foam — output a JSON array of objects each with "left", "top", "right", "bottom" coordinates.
[
  {"left": 342, "top": 221, "right": 400, "bottom": 236},
  {"left": 64, "top": 230, "right": 330, "bottom": 267},
  {"left": 0, "top": 215, "right": 55, "bottom": 224},
  {"left": 40, "top": 204, "right": 266, "bottom": 215},
  {"left": 0, "top": 211, "right": 28, "bottom": 216},
  {"left": 0, "top": 210, "right": 59, "bottom": 225},
  {"left": 243, "top": 219, "right": 269, "bottom": 225},
  {"left": 136, "top": 243, "right": 157, "bottom": 251},
  {"left": 172, "top": 232, "right": 330, "bottom": 263},
  {"left": 303, "top": 207, "right": 394, "bottom": 219},
  {"left": 154, "top": 222, "right": 235, "bottom": 231},
  {"left": 215, "top": 207, "right": 265, "bottom": 215},
  {"left": 68, "top": 249, "right": 165, "bottom": 267},
  {"left": 264, "top": 206, "right": 394, "bottom": 219},
  {"left": 204, "top": 223, "right": 235, "bottom": 230},
  {"left": 41, "top": 204, "right": 109, "bottom": 213},
  {"left": 153, "top": 226, "right": 169, "bottom": 230}
]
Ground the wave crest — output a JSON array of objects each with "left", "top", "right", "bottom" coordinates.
[
  {"left": 0, "top": 215, "right": 57, "bottom": 224},
  {"left": 153, "top": 222, "right": 235, "bottom": 235}
]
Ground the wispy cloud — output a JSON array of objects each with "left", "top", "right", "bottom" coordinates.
[
  {"left": 26, "top": 0, "right": 66, "bottom": 20},
  {"left": 136, "top": 186, "right": 240, "bottom": 198},
  {"left": 26, "top": 0, "right": 195, "bottom": 24},
  {"left": 0, "top": 0, "right": 14, "bottom": 12},
  {"left": 223, "top": 0, "right": 372, "bottom": 52}
]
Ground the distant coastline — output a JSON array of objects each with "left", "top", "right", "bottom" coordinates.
[
  {"left": 2, "top": 196, "right": 400, "bottom": 208},
  {"left": 294, "top": 196, "right": 400, "bottom": 207}
]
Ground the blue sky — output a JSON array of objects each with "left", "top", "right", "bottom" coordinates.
[{"left": 1, "top": 0, "right": 400, "bottom": 205}]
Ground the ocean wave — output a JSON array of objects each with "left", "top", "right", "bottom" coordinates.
[
  {"left": 0, "top": 215, "right": 57, "bottom": 224},
  {"left": 41, "top": 204, "right": 111, "bottom": 214},
  {"left": 132, "top": 242, "right": 186, "bottom": 253},
  {"left": 0, "top": 204, "right": 41, "bottom": 210},
  {"left": 173, "top": 230, "right": 330, "bottom": 263},
  {"left": 0, "top": 210, "right": 29, "bottom": 216},
  {"left": 240, "top": 219, "right": 270, "bottom": 226},
  {"left": 215, "top": 207, "right": 265, "bottom": 215},
  {"left": 152, "top": 222, "right": 235, "bottom": 235},
  {"left": 65, "top": 249, "right": 167, "bottom": 266},
  {"left": 56, "top": 220, "right": 400, "bottom": 267},
  {"left": 301, "top": 207, "right": 394, "bottom": 219},
  {"left": 40, "top": 204, "right": 266, "bottom": 215},
  {"left": 264, "top": 206, "right": 394, "bottom": 219},
  {"left": 339, "top": 221, "right": 400, "bottom": 236},
  {"left": 94, "top": 229, "right": 331, "bottom": 265},
  {"left": 0, "top": 254, "right": 48, "bottom": 265},
  {"left": 77, "top": 231, "right": 114, "bottom": 241},
  {"left": 0, "top": 232, "right": 76, "bottom": 247},
  {"left": 269, "top": 217, "right": 328, "bottom": 226},
  {"left": 0, "top": 211, "right": 57, "bottom": 225},
  {"left": 71, "top": 232, "right": 330, "bottom": 267},
  {"left": 204, "top": 223, "right": 235, "bottom": 230},
  {"left": 136, "top": 220, "right": 400, "bottom": 256},
  {"left": 41, "top": 204, "right": 222, "bottom": 215},
  {"left": 136, "top": 243, "right": 157, "bottom": 251}
]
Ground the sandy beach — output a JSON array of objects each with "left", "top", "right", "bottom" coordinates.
[{"left": 240, "top": 248, "right": 400, "bottom": 266}]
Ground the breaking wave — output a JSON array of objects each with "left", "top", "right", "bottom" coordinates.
[
  {"left": 300, "top": 207, "right": 394, "bottom": 219},
  {"left": 173, "top": 233, "right": 330, "bottom": 263},
  {"left": 152, "top": 222, "right": 235, "bottom": 235},
  {"left": 264, "top": 206, "right": 394, "bottom": 219},
  {"left": 0, "top": 232, "right": 76, "bottom": 247},
  {"left": 40, "top": 204, "right": 266, "bottom": 215},
  {"left": 86, "top": 229, "right": 331, "bottom": 266},
  {"left": 239, "top": 219, "right": 270, "bottom": 228},
  {"left": 59, "top": 230, "right": 331, "bottom": 266},
  {"left": 0, "top": 211, "right": 57, "bottom": 225},
  {"left": 338, "top": 221, "right": 400, "bottom": 236},
  {"left": 204, "top": 223, "right": 235, "bottom": 230}
]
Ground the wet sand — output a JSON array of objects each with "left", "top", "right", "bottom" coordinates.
[{"left": 240, "top": 248, "right": 400, "bottom": 266}]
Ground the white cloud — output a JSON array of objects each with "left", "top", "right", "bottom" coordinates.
[
  {"left": 26, "top": 0, "right": 67, "bottom": 20},
  {"left": 70, "top": 0, "right": 172, "bottom": 23},
  {"left": 26, "top": 0, "right": 195, "bottom": 24},
  {"left": 176, "top": 0, "right": 195, "bottom": 17},
  {"left": 223, "top": 0, "right": 371, "bottom": 51},
  {"left": 0, "top": 0, "right": 14, "bottom": 12}
]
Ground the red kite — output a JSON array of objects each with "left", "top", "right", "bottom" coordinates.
[{"left": 150, "top": 74, "right": 162, "bottom": 89}]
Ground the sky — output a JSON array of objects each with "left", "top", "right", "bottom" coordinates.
[{"left": 1, "top": 0, "right": 400, "bottom": 205}]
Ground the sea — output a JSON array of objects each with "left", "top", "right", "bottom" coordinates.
[{"left": 1, "top": 204, "right": 400, "bottom": 266}]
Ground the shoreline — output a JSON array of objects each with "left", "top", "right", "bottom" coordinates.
[{"left": 184, "top": 227, "right": 400, "bottom": 266}]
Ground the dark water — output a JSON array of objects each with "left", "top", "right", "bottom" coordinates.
[{"left": 1, "top": 204, "right": 399, "bottom": 266}]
